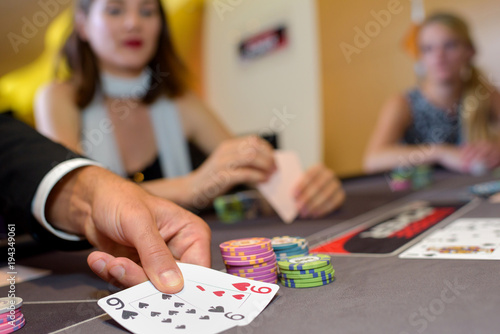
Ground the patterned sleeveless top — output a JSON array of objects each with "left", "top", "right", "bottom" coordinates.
[{"left": 403, "top": 88, "right": 463, "bottom": 145}]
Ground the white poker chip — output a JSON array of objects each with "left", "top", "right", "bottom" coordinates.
[{"left": 0, "top": 298, "right": 23, "bottom": 315}]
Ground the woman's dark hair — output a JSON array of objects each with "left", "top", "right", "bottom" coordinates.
[{"left": 60, "top": 0, "right": 187, "bottom": 108}]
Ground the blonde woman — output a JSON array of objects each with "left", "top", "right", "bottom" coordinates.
[{"left": 364, "top": 13, "right": 500, "bottom": 174}]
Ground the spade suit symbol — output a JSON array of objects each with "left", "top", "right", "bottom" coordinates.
[
  {"left": 122, "top": 310, "right": 138, "bottom": 320},
  {"left": 208, "top": 306, "right": 224, "bottom": 313}
]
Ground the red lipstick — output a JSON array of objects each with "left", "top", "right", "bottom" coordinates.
[{"left": 124, "top": 39, "right": 143, "bottom": 48}]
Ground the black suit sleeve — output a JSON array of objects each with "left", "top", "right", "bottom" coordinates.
[{"left": 0, "top": 113, "right": 90, "bottom": 250}]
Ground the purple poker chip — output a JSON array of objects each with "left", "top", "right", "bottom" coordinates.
[
  {"left": 219, "top": 238, "right": 272, "bottom": 253},
  {"left": 220, "top": 245, "right": 272, "bottom": 257},
  {"left": 236, "top": 271, "right": 277, "bottom": 281},
  {"left": 232, "top": 268, "right": 278, "bottom": 279},
  {"left": 224, "top": 253, "right": 276, "bottom": 266},
  {"left": 221, "top": 249, "right": 275, "bottom": 262},
  {"left": 260, "top": 277, "right": 278, "bottom": 284},
  {"left": 226, "top": 259, "right": 277, "bottom": 273}
]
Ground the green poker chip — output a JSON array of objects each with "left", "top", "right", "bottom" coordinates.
[
  {"left": 281, "top": 272, "right": 334, "bottom": 284},
  {"left": 278, "top": 254, "right": 331, "bottom": 271},
  {"left": 279, "top": 264, "right": 333, "bottom": 275},
  {"left": 280, "top": 277, "right": 334, "bottom": 288},
  {"left": 280, "top": 267, "right": 335, "bottom": 280}
]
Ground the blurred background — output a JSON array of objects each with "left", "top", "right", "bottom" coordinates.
[{"left": 1, "top": 0, "right": 499, "bottom": 177}]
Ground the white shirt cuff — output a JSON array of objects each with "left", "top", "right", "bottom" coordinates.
[{"left": 31, "top": 158, "right": 102, "bottom": 241}]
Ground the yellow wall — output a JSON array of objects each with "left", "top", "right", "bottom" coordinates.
[
  {"left": 0, "top": 0, "right": 70, "bottom": 77},
  {"left": 318, "top": 0, "right": 500, "bottom": 177}
]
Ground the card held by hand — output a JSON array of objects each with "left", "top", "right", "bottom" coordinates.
[{"left": 257, "top": 150, "right": 303, "bottom": 224}]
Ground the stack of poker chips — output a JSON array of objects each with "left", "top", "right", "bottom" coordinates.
[
  {"left": 389, "top": 167, "right": 412, "bottom": 192},
  {"left": 389, "top": 165, "right": 433, "bottom": 192},
  {"left": 0, "top": 297, "right": 25, "bottom": 333},
  {"left": 411, "top": 165, "right": 433, "bottom": 189},
  {"left": 220, "top": 238, "right": 278, "bottom": 284},
  {"left": 278, "top": 254, "right": 335, "bottom": 288},
  {"left": 271, "top": 236, "right": 309, "bottom": 260}
]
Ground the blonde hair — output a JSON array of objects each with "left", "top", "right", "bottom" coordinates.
[{"left": 420, "top": 13, "right": 496, "bottom": 143}]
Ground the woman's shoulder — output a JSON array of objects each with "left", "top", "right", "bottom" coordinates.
[
  {"left": 37, "top": 80, "right": 76, "bottom": 101},
  {"left": 34, "top": 80, "right": 80, "bottom": 121},
  {"left": 384, "top": 92, "right": 412, "bottom": 112}
]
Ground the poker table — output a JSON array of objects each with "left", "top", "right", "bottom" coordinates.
[{"left": 1, "top": 171, "right": 499, "bottom": 334}]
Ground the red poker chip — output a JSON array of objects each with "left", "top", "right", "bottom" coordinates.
[
  {"left": 0, "top": 311, "right": 22, "bottom": 325},
  {"left": 0, "top": 314, "right": 25, "bottom": 333}
]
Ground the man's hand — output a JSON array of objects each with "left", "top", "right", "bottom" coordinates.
[{"left": 46, "top": 166, "right": 211, "bottom": 293}]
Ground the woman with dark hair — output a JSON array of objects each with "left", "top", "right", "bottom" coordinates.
[
  {"left": 35, "top": 0, "right": 344, "bottom": 218},
  {"left": 364, "top": 13, "right": 500, "bottom": 174}
]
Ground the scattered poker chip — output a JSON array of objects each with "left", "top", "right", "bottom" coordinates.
[
  {"left": 219, "top": 238, "right": 272, "bottom": 253},
  {"left": 281, "top": 268, "right": 335, "bottom": 280},
  {"left": 280, "top": 277, "right": 334, "bottom": 288},
  {"left": 220, "top": 237, "right": 278, "bottom": 283},
  {"left": 278, "top": 254, "right": 331, "bottom": 271}
]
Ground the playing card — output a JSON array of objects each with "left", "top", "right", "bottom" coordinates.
[
  {"left": 399, "top": 218, "right": 500, "bottom": 260},
  {"left": 98, "top": 263, "right": 280, "bottom": 334},
  {"left": 257, "top": 150, "right": 303, "bottom": 223}
]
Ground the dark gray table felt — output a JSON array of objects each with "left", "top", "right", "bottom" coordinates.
[{"left": 1, "top": 172, "right": 499, "bottom": 334}]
